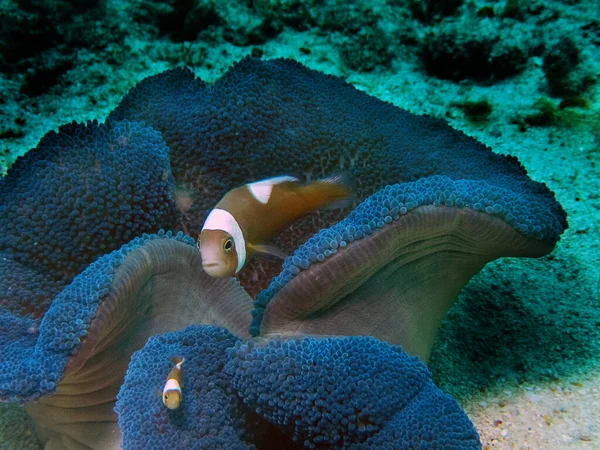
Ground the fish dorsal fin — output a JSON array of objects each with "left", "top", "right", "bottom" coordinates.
[
  {"left": 170, "top": 356, "right": 185, "bottom": 371},
  {"left": 247, "top": 242, "right": 288, "bottom": 260},
  {"left": 247, "top": 175, "right": 299, "bottom": 204},
  {"left": 169, "top": 355, "right": 185, "bottom": 365}
]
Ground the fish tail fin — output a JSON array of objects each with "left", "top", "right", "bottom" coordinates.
[{"left": 316, "top": 171, "right": 357, "bottom": 210}]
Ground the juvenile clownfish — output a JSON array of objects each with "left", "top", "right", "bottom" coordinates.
[
  {"left": 198, "top": 173, "right": 355, "bottom": 278},
  {"left": 162, "top": 356, "right": 185, "bottom": 410}
]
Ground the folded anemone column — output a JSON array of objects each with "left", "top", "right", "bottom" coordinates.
[
  {"left": 107, "top": 57, "right": 567, "bottom": 307},
  {"left": 0, "top": 233, "right": 252, "bottom": 450},
  {"left": 251, "top": 175, "right": 566, "bottom": 362}
]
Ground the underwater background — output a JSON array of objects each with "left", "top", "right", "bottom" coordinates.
[{"left": 0, "top": 0, "right": 599, "bottom": 449}]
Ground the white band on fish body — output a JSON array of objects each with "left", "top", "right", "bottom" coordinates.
[
  {"left": 202, "top": 208, "right": 246, "bottom": 273},
  {"left": 163, "top": 378, "right": 181, "bottom": 395},
  {"left": 247, "top": 176, "right": 298, "bottom": 204}
]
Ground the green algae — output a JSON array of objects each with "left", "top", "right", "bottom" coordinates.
[
  {"left": 0, "top": 404, "right": 40, "bottom": 450},
  {"left": 429, "top": 254, "right": 600, "bottom": 402}
]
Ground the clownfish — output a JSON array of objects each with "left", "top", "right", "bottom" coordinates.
[
  {"left": 198, "top": 173, "right": 355, "bottom": 278},
  {"left": 162, "top": 356, "right": 185, "bottom": 410}
]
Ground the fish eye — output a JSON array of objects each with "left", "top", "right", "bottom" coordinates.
[{"left": 224, "top": 239, "right": 233, "bottom": 252}]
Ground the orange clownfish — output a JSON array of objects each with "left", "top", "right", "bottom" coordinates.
[
  {"left": 162, "top": 356, "right": 185, "bottom": 410},
  {"left": 198, "top": 173, "right": 355, "bottom": 278}
]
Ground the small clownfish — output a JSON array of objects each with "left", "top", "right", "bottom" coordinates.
[
  {"left": 162, "top": 356, "right": 185, "bottom": 410},
  {"left": 198, "top": 173, "right": 355, "bottom": 278}
]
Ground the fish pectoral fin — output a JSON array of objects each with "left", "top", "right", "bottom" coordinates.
[
  {"left": 321, "top": 195, "right": 355, "bottom": 210},
  {"left": 248, "top": 243, "right": 288, "bottom": 260}
]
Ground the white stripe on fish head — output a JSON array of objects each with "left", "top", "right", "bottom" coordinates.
[
  {"left": 202, "top": 208, "right": 246, "bottom": 273},
  {"left": 247, "top": 176, "right": 299, "bottom": 204},
  {"left": 163, "top": 378, "right": 181, "bottom": 395}
]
